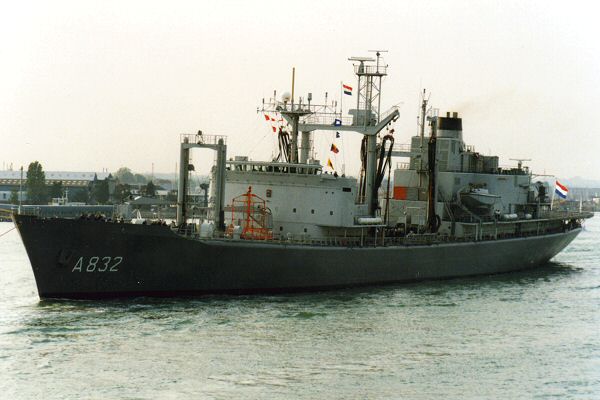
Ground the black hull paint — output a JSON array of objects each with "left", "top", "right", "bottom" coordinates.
[{"left": 14, "top": 215, "right": 581, "bottom": 299}]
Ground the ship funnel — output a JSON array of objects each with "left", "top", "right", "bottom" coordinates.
[{"left": 437, "top": 111, "right": 462, "bottom": 139}]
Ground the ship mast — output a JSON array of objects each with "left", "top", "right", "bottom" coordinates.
[
  {"left": 419, "top": 90, "right": 429, "bottom": 190},
  {"left": 259, "top": 53, "right": 399, "bottom": 217},
  {"left": 419, "top": 89, "right": 428, "bottom": 147}
]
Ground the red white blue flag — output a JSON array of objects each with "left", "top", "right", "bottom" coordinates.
[
  {"left": 342, "top": 84, "right": 352, "bottom": 96},
  {"left": 555, "top": 180, "right": 568, "bottom": 199}
]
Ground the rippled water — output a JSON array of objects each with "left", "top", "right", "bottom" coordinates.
[{"left": 1, "top": 216, "right": 599, "bottom": 399}]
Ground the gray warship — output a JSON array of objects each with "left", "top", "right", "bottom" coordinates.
[{"left": 13, "top": 53, "right": 592, "bottom": 299}]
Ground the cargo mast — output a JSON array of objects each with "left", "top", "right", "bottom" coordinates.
[{"left": 176, "top": 134, "right": 227, "bottom": 230}]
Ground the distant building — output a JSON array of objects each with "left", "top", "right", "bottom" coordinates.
[{"left": 0, "top": 170, "right": 111, "bottom": 203}]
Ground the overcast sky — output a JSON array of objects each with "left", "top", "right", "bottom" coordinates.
[{"left": 1, "top": 0, "right": 599, "bottom": 181}]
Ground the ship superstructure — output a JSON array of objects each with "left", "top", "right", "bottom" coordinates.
[
  {"left": 387, "top": 108, "right": 560, "bottom": 240},
  {"left": 11, "top": 53, "right": 592, "bottom": 299},
  {"left": 182, "top": 53, "right": 573, "bottom": 243}
]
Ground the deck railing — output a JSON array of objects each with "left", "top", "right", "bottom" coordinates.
[{"left": 174, "top": 218, "right": 584, "bottom": 248}]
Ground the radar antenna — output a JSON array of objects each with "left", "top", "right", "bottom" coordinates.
[{"left": 510, "top": 158, "right": 532, "bottom": 171}]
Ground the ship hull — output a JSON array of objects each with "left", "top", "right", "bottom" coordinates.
[{"left": 14, "top": 215, "right": 581, "bottom": 299}]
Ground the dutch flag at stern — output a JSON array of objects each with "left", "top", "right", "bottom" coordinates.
[{"left": 555, "top": 180, "right": 568, "bottom": 199}]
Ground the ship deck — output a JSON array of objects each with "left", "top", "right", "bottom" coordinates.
[{"left": 173, "top": 211, "right": 593, "bottom": 248}]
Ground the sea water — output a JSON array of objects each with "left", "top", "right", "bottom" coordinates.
[{"left": 0, "top": 216, "right": 598, "bottom": 399}]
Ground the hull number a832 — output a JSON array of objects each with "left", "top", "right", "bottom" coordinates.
[{"left": 71, "top": 256, "right": 123, "bottom": 272}]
